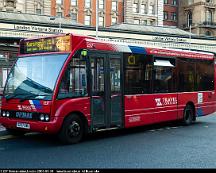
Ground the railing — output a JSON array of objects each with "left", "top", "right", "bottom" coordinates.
[
  {"left": 182, "top": 22, "right": 216, "bottom": 28},
  {"left": 182, "top": 23, "right": 195, "bottom": 29},
  {"left": 202, "top": 21, "right": 216, "bottom": 26}
]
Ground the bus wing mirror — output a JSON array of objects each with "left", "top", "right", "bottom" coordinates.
[{"left": 80, "top": 50, "right": 88, "bottom": 61}]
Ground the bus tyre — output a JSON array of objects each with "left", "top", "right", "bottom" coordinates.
[
  {"left": 58, "top": 114, "right": 84, "bottom": 144},
  {"left": 182, "top": 105, "right": 194, "bottom": 125},
  {"left": 6, "top": 128, "right": 26, "bottom": 136}
]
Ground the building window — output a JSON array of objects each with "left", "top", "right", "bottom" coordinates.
[
  {"left": 99, "top": 16, "right": 104, "bottom": 26},
  {"left": 85, "top": 0, "right": 91, "bottom": 8},
  {"left": 133, "top": 3, "right": 139, "bottom": 13},
  {"left": 149, "top": 5, "right": 154, "bottom": 15},
  {"left": 188, "top": 0, "right": 194, "bottom": 5},
  {"left": 206, "top": 10, "right": 213, "bottom": 23},
  {"left": 164, "top": 0, "right": 168, "bottom": 4},
  {"left": 134, "top": 19, "right": 140, "bottom": 24},
  {"left": 172, "top": 0, "right": 177, "bottom": 5},
  {"left": 112, "top": 1, "right": 117, "bottom": 11},
  {"left": 99, "top": 0, "right": 104, "bottom": 9},
  {"left": 187, "top": 11, "right": 192, "bottom": 27},
  {"left": 36, "top": 9, "right": 42, "bottom": 15},
  {"left": 206, "top": 0, "right": 212, "bottom": 3},
  {"left": 111, "top": 17, "right": 117, "bottom": 25},
  {"left": 164, "top": 11, "right": 168, "bottom": 20},
  {"left": 140, "top": 4, "right": 147, "bottom": 14},
  {"left": 171, "top": 12, "right": 177, "bottom": 21},
  {"left": 57, "top": 12, "right": 62, "bottom": 17},
  {"left": 150, "top": 20, "right": 155, "bottom": 26},
  {"left": 85, "top": 15, "right": 91, "bottom": 25},
  {"left": 141, "top": 20, "right": 147, "bottom": 25},
  {"left": 56, "top": 0, "right": 63, "bottom": 5},
  {"left": 205, "top": 31, "right": 212, "bottom": 36},
  {"left": 71, "top": 13, "right": 77, "bottom": 23},
  {"left": 71, "top": 0, "right": 77, "bottom": 6}
]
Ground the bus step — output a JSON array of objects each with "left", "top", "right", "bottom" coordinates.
[{"left": 96, "top": 127, "right": 120, "bottom": 132}]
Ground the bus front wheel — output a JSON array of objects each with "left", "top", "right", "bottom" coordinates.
[
  {"left": 58, "top": 114, "right": 85, "bottom": 144},
  {"left": 182, "top": 105, "right": 194, "bottom": 125}
]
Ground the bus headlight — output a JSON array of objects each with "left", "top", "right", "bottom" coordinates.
[
  {"left": 2, "top": 111, "right": 6, "bottom": 117},
  {"left": 45, "top": 115, "right": 50, "bottom": 122},
  {"left": 39, "top": 114, "right": 45, "bottom": 121},
  {"left": 6, "top": 111, "right": 10, "bottom": 117}
]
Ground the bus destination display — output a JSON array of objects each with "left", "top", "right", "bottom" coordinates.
[{"left": 20, "top": 35, "right": 71, "bottom": 54}]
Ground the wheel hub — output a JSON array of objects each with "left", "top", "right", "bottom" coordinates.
[{"left": 68, "top": 121, "right": 80, "bottom": 137}]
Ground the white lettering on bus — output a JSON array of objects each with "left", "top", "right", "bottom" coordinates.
[
  {"left": 155, "top": 97, "right": 177, "bottom": 107},
  {"left": 129, "top": 116, "right": 141, "bottom": 123},
  {"left": 155, "top": 98, "right": 162, "bottom": 106},
  {"left": 17, "top": 105, "right": 32, "bottom": 111}
]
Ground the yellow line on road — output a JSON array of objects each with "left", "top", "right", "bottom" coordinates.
[{"left": 0, "top": 135, "right": 18, "bottom": 140}]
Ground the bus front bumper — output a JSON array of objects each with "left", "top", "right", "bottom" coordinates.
[{"left": 0, "top": 117, "right": 64, "bottom": 134}]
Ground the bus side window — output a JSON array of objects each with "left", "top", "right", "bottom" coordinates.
[
  {"left": 124, "top": 53, "right": 153, "bottom": 94},
  {"left": 153, "top": 58, "right": 176, "bottom": 93},
  {"left": 57, "top": 57, "right": 87, "bottom": 99}
]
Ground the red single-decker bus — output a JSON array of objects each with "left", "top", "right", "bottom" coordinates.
[{"left": 0, "top": 33, "right": 216, "bottom": 144}]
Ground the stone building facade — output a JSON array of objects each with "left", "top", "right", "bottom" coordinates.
[
  {"left": 124, "top": 0, "right": 163, "bottom": 26},
  {"left": 179, "top": 0, "right": 216, "bottom": 36},
  {"left": 0, "top": 0, "right": 51, "bottom": 15}
]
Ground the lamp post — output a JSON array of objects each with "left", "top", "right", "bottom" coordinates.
[
  {"left": 187, "top": 15, "right": 192, "bottom": 50},
  {"left": 96, "top": 0, "right": 98, "bottom": 38}
]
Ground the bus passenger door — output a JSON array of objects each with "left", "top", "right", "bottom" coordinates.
[{"left": 89, "top": 52, "right": 123, "bottom": 130}]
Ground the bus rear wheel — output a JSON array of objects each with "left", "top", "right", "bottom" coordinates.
[
  {"left": 182, "top": 105, "right": 194, "bottom": 125},
  {"left": 58, "top": 114, "right": 85, "bottom": 144}
]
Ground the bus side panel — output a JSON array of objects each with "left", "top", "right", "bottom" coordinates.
[
  {"left": 177, "top": 92, "right": 216, "bottom": 119},
  {"left": 124, "top": 93, "right": 178, "bottom": 128},
  {"left": 53, "top": 97, "right": 91, "bottom": 126},
  {"left": 199, "top": 91, "right": 216, "bottom": 116},
  {"left": 214, "top": 62, "right": 216, "bottom": 113}
]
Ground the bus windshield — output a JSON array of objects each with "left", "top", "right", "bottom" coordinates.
[{"left": 4, "top": 53, "right": 69, "bottom": 100}]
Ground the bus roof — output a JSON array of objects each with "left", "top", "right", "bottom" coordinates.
[
  {"left": 19, "top": 33, "right": 214, "bottom": 60},
  {"left": 85, "top": 37, "right": 214, "bottom": 60}
]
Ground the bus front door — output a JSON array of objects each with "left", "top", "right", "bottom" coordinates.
[{"left": 89, "top": 52, "right": 123, "bottom": 130}]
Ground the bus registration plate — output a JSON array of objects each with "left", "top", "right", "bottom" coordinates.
[{"left": 16, "top": 122, "right": 30, "bottom": 129}]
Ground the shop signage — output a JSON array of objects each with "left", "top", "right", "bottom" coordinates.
[
  {"left": 14, "top": 24, "right": 63, "bottom": 33},
  {"left": 153, "top": 36, "right": 187, "bottom": 43}
]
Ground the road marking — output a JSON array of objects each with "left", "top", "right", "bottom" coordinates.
[
  {"left": 0, "top": 135, "right": 18, "bottom": 140},
  {"left": 170, "top": 126, "right": 178, "bottom": 129},
  {"left": 147, "top": 126, "right": 180, "bottom": 133}
]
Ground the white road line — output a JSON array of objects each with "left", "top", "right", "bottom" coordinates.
[
  {"left": 0, "top": 135, "right": 17, "bottom": 140},
  {"left": 147, "top": 126, "right": 181, "bottom": 133}
]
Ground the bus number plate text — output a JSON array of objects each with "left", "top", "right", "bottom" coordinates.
[{"left": 16, "top": 122, "right": 30, "bottom": 129}]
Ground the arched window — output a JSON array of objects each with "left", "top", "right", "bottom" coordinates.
[
  {"left": 187, "top": 11, "right": 192, "bottom": 27},
  {"left": 206, "top": 0, "right": 212, "bottom": 3},
  {"left": 205, "top": 31, "right": 212, "bottom": 36}
]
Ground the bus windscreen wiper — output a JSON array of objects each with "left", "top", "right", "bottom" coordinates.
[
  {"left": 19, "top": 94, "right": 50, "bottom": 102},
  {"left": 5, "top": 93, "right": 25, "bottom": 101}
]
